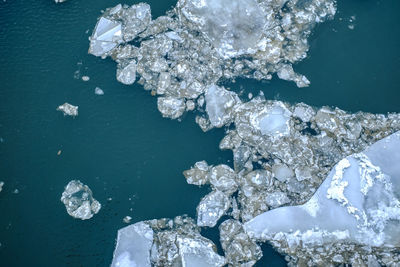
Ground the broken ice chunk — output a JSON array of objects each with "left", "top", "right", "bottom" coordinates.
[
  {"left": 60, "top": 180, "right": 101, "bottom": 220},
  {"left": 0, "top": 181, "right": 4, "bottom": 192},
  {"left": 120, "top": 3, "right": 152, "bottom": 42},
  {"left": 265, "top": 191, "right": 290, "bottom": 208},
  {"left": 205, "top": 84, "right": 238, "bottom": 128},
  {"left": 183, "top": 160, "right": 210, "bottom": 186},
  {"left": 89, "top": 17, "right": 123, "bottom": 57},
  {"left": 219, "top": 219, "right": 262, "bottom": 266},
  {"left": 272, "top": 163, "right": 294, "bottom": 182},
  {"left": 293, "top": 103, "right": 316, "bottom": 122},
  {"left": 277, "top": 64, "right": 310, "bottom": 88},
  {"left": 256, "top": 102, "right": 292, "bottom": 136},
  {"left": 245, "top": 131, "right": 400, "bottom": 248},
  {"left": 177, "top": 236, "right": 226, "bottom": 267},
  {"left": 157, "top": 96, "right": 186, "bottom": 119},
  {"left": 111, "top": 222, "right": 153, "bottom": 267},
  {"left": 123, "top": 216, "right": 132, "bottom": 224},
  {"left": 197, "top": 190, "right": 230, "bottom": 227},
  {"left": 116, "top": 61, "right": 137, "bottom": 85},
  {"left": 178, "top": 0, "right": 266, "bottom": 58},
  {"left": 209, "top": 164, "right": 238, "bottom": 195},
  {"left": 57, "top": 103, "right": 78, "bottom": 117}
]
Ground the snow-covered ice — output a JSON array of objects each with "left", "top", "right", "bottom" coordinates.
[{"left": 245, "top": 131, "right": 400, "bottom": 247}]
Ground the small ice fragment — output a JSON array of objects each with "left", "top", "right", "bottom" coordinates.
[
  {"left": 60, "top": 180, "right": 101, "bottom": 220},
  {"left": 13, "top": 189, "right": 19, "bottom": 194},
  {"left": 123, "top": 216, "right": 132, "bottom": 224},
  {"left": 54, "top": 0, "right": 67, "bottom": 3},
  {"left": 94, "top": 87, "right": 104, "bottom": 95},
  {"left": 0, "top": 181, "right": 4, "bottom": 192},
  {"left": 348, "top": 24, "right": 355, "bottom": 30},
  {"left": 81, "top": 76, "right": 90, "bottom": 82},
  {"left": 57, "top": 103, "right": 78, "bottom": 117}
]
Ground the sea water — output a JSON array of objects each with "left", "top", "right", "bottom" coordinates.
[{"left": 0, "top": 0, "right": 399, "bottom": 266}]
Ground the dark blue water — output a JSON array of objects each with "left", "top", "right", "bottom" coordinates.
[{"left": 0, "top": 0, "right": 399, "bottom": 266}]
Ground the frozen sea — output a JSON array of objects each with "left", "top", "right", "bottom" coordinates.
[{"left": 0, "top": 0, "right": 399, "bottom": 266}]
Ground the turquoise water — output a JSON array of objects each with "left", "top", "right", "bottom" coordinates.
[{"left": 0, "top": 0, "right": 399, "bottom": 266}]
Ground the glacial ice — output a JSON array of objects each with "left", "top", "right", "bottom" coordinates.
[
  {"left": 111, "top": 222, "right": 153, "bottom": 267},
  {"left": 0, "top": 181, "right": 3, "bottom": 193},
  {"left": 245, "top": 131, "right": 400, "bottom": 248},
  {"left": 60, "top": 180, "right": 101, "bottom": 220},
  {"left": 56, "top": 103, "right": 78, "bottom": 117},
  {"left": 89, "top": 17, "right": 123, "bottom": 57}
]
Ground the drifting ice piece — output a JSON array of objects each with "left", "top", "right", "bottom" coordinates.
[
  {"left": 178, "top": 0, "right": 266, "bottom": 58},
  {"left": 94, "top": 87, "right": 104, "bottom": 95},
  {"left": 60, "top": 180, "right": 101, "bottom": 220},
  {"left": 111, "top": 222, "right": 153, "bottom": 267},
  {"left": 89, "top": 17, "right": 123, "bottom": 57},
  {"left": 245, "top": 131, "right": 400, "bottom": 247},
  {"left": 57, "top": 103, "right": 78, "bottom": 117},
  {"left": 0, "top": 181, "right": 3, "bottom": 192}
]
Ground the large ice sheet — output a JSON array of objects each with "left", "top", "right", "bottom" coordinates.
[{"left": 245, "top": 131, "right": 400, "bottom": 247}]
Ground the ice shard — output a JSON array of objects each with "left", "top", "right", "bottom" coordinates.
[
  {"left": 89, "top": 17, "right": 123, "bottom": 57},
  {"left": 60, "top": 180, "right": 101, "bottom": 220},
  {"left": 245, "top": 131, "right": 400, "bottom": 253}
]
